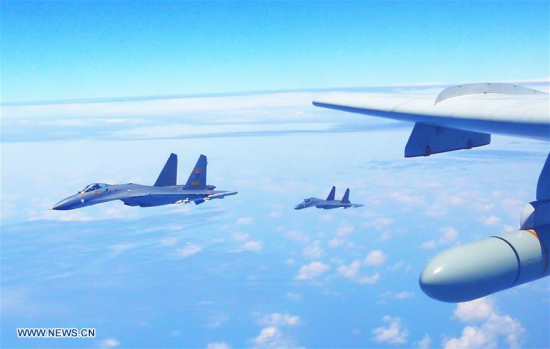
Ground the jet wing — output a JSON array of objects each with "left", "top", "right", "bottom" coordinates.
[
  {"left": 120, "top": 195, "right": 187, "bottom": 207},
  {"left": 313, "top": 83, "right": 549, "bottom": 156}
]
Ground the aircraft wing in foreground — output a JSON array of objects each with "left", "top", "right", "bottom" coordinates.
[
  {"left": 314, "top": 83, "right": 549, "bottom": 155},
  {"left": 314, "top": 83, "right": 550, "bottom": 302}
]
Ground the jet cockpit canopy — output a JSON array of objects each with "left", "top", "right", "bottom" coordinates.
[{"left": 80, "top": 183, "right": 108, "bottom": 193}]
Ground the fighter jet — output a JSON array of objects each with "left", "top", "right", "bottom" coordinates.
[
  {"left": 295, "top": 187, "right": 363, "bottom": 210},
  {"left": 52, "top": 154, "right": 237, "bottom": 210}
]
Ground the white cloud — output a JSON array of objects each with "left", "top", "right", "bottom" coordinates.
[
  {"left": 337, "top": 260, "right": 380, "bottom": 285},
  {"left": 372, "top": 316, "right": 408, "bottom": 345},
  {"left": 375, "top": 218, "right": 394, "bottom": 226},
  {"left": 364, "top": 250, "right": 387, "bottom": 267},
  {"left": 319, "top": 214, "right": 332, "bottom": 221},
  {"left": 386, "top": 261, "right": 413, "bottom": 274},
  {"left": 501, "top": 198, "right": 523, "bottom": 213},
  {"left": 358, "top": 273, "right": 380, "bottom": 285},
  {"left": 481, "top": 216, "right": 501, "bottom": 226},
  {"left": 160, "top": 237, "right": 178, "bottom": 246},
  {"left": 274, "top": 226, "right": 285, "bottom": 233},
  {"left": 377, "top": 231, "right": 393, "bottom": 242},
  {"left": 416, "top": 334, "right": 432, "bottom": 349},
  {"left": 146, "top": 223, "right": 184, "bottom": 233},
  {"left": 177, "top": 243, "right": 202, "bottom": 258},
  {"left": 206, "top": 313, "right": 230, "bottom": 329},
  {"left": 453, "top": 298, "right": 495, "bottom": 322},
  {"left": 448, "top": 196, "right": 466, "bottom": 205},
  {"left": 6, "top": 91, "right": 322, "bottom": 119},
  {"left": 236, "top": 217, "right": 254, "bottom": 225},
  {"left": 252, "top": 327, "right": 281, "bottom": 348},
  {"left": 378, "top": 291, "right": 414, "bottom": 302},
  {"left": 421, "top": 227, "right": 458, "bottom": 249},
  {"left": 386, "top": 191, "right": 424, "bottom": 206},
  {"left": 338, "top": 260, "right": 362, "bottom": 279},
  {"left": 233, "top": 232, "right": 250, "bottom": 241},
  {"left": 438, "top": 226, "right": 458, "bottom": 245},
  {"left": 503, "top": 224, "right": 515, "bottom": 233},
  {"left": 109, "top": 243, "right": 137, "bottom": 257},
  {"left": 329, "top": 238, "right": 344, "bottom": 248},
  {"left": 269, "top": 211, "right": 283, "bottom": 219},
  {"left": 296, "top": 261, "right": 329, "bottom": 280},
  {"left": 421, "top": 240, "right": 437, "bottom": 250},
  {"left": 206, "top": 342, "right": 230, "bottom": 349},
  {"left": 259, "top": 313, "right": 300, "bottom": 327},
  {"left": 285, "top": 258, "right": 295, "bottom": 265},
  {"left": 99, "top": 338, "right": 120, "bottom": 348},
  {"left": 302, "top": 241, "right": 323, "bottom": 259},
  {"left": 285, "top": 230, "right": 309, "bottom": 244},
  {"left": 31, "top": 209, "right": 92, "bottom": 222},
  {"left": 445, "top": 326, "right": 490, "bottom": 349},
  {"left": 473, "top": 202, "right": 495, "bottom": 213},
  {"left": 393, "top": 291, "right": 415, "bottom": 300},
  {"left": 444, "top": 298, "right": 525, "bottom": 349},
  {"left": 336, "top": 226, "right": 354, "bottom": 237},
  {"left": 363, "top": 217, "right": 394, "bottom": 231},
  {"left": 252, "top": 313, "right": 301, "bottom": 348},
  {"left": 423, "top": 204, "right": 448, "bottom": 218},
  {"left": 285, "top": 292, "right": 302, "bottom": 302},
  {"left": 240, "top": 240, "right": 263, "bottom": 252}
]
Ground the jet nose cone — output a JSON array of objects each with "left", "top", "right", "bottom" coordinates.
[
  {"left": 294, "top": 204, "right": 305, "bottom": 210},
  {"left": 52, "top": 196, "right": 80, "bottom": 210}
]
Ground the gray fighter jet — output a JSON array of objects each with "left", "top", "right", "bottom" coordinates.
[
  {"left": 52, "top": 154, "right": 237, "bottom": 210},
  {"left": 294, "top": 187, "right": 363, "bottom": 210}
]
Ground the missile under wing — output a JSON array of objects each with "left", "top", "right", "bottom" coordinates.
[{"left": 313, "top": 83, "right": 550, "bottom": 302}]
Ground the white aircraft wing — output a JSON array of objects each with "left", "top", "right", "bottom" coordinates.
[{"left": 313, "top": 83, "right": 549, "bottom": 157}]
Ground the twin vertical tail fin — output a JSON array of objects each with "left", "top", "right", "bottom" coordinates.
[
  {"left": 326, "top": 186, "right": 336, "bottom": 201},
  {"left": 342, "top": 188, "right": 350, "bottom": 203},
  {"left": 185, "top": 154, "right": 207, "bottom": 190},
  {"left": 154, "top": 153, "right": 178, "bottom": 187}
]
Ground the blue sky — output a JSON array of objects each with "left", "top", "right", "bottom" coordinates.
[
  {"left": 1, "top": 1, "right": 549, "bottom": 349},
  {"left": 2, "top": 1, "right": 548, "bottom": 102}
]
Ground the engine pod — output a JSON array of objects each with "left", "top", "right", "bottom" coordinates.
[{"left": 419, "top": 229, "right": 547, "bottom": 303}]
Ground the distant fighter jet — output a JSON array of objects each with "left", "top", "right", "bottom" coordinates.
[
  {"left": 52, "top": 154, "right": 237, "bottom": 210},
  {"left": 295, "top": 186, "right": 363, "bottom": 210}
]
